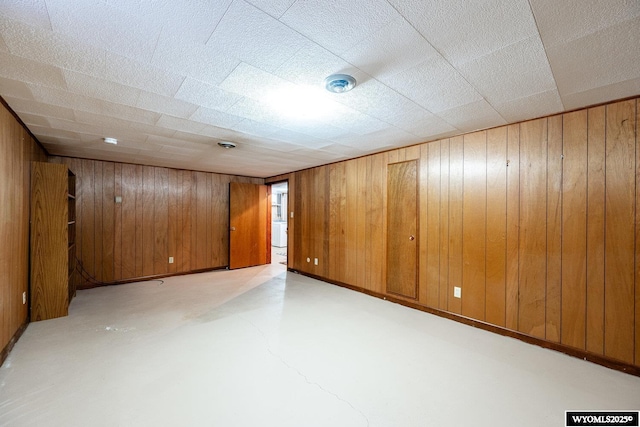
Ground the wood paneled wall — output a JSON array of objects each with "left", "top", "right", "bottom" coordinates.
[
  {"left": 0, "top": 100, "right": 47, "bottom": 355},
  {"left": 50, "top": 157, "right": 263, "bottom": 287},
  {"left": 290, "top": 97, "right": 640, "bottom": 367}
]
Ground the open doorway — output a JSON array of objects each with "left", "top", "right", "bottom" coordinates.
[{"left": 270, "top": 181, "right": 288, "bottom": 266}]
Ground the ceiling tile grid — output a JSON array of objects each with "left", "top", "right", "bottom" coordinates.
[{"left": 0, "top": 0, "right": 638, "bottom": 177}]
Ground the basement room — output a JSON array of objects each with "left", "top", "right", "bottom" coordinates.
[{"left": 1, "top": 1, "right": 639, "bottom": 426}]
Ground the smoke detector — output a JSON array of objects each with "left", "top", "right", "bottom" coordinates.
[
  {"left": 218, "top": 141, "right": 236, "bottom": 149},
  {"left": 324, "top": 74, "right": 356, "bottom": 93}
]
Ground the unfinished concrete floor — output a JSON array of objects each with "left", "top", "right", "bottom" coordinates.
[{"left": 1, "top": 263, "right": 639, "bottom": 426}]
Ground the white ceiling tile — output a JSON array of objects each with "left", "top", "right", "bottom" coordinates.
[
  {"left": 190, "top": 107, "right": 245, "bottom": 129},
  {"left": 390, "top": 0, "right": 538, "bottom": 66},
  {"left": 219, "top": 62, "right": 290, "bottom": 100},
  {"left": 458, "top": 36, "right": 557, "bottom": 105},
  {"left": 280, "top": 0, "right": 399, "bottom": 54},
  {"left": 387, "top": 57, "right": 483, "bottom": 113},
  {"left": 0, "top": 51, "right": 67, "bottom": 88},
  {"left": 135, "top": 91, "right": 199, "bottom": 119},
  {"left": 3, "top": 96, "right": 75, "bottom": 121},
  {"left": 561, "top": 78, "right": 640, "bottom": 111},
  {"left": 437, "top": 100, "right": 507, "bottom": 132},
  {"left": 547, "top": 16, "right": 640, "bottom": 99},
  {"left": 273, "top": 43, "right": 366, "bottom": 88},
  {"left": 0, "top": 0, "right": 52, "bottom": 30},
  {"left": 245, "top": 0, "right": 296, "bottom": 18},
  {"left": 63, "top": 70, "right": 141, "bottom": 106},
  {"left": 147, "top": 0, "right": 233, "bottom": 45},
  {"left": 0, "top": 32, "right": 8, "bottom": 52},
  {"left": 102, "top": 53, "right": 185, "bottom": 97},
  {"left": 151, "top": 34, "right": 240, "bottom": 86},
  {"left": 0, "top": 77, "right": 33, "bottom": 100},
  {"left": 16, "top": 112, "right": 50, "bottom": 127},
  {"left": 1, "top": 17, "right": 108, "bottom": 76},
  {"left": 230, "top": 118, "right": 281, "bottom": 138},
  {"left": 156, "top": 115, "right": 207, "bottom": 135},
  {"left": 530, "top": 0, "right": 640, "bottom": 48},
  {"left": 268, "top": 128, "right": 333, "bottom": 149},
  {"left": 174, "top": 78, "right": 242, "bottom": 111},
  {"left": 206, "top": 0, "right": 312, "bottom": 73},
  {"left": 494, "top": 89, "right": 564, "bottom": 123},
  {"left": 46, "top": 0, "right": 163, "bottom": 61},
  {"left": 341, "top": 15, "right": 440, "bottom": 81},
  {"left": 31, "top": 119, "right": 92, "bottom": 136},
  {"left": 401, "top": 114, "right": 458, "bottom": 140}
]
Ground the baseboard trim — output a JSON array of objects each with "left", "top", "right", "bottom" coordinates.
[
  {"left": 289, "top": 269, "right": 640, "bottom": 377},
  {"left": 79, "top": 266, "right": 228, "bottom": 289},
  {"left": 0, "top": 321, "right": 28, "bottom": 368}
]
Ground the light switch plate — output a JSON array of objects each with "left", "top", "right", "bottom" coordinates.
[{"left": 454, "top": 287, "right": 461, "bottom": 298}]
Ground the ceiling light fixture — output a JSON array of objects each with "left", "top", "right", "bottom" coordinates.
[
  {"left": 103, "top": 137, "right": 118, "bottom": 145},
  {"left": 218, "top": 141, "right": 236, "bottom": 149},
  {"left": 324, "top": 74, "right": 356, "bottom": 93}
]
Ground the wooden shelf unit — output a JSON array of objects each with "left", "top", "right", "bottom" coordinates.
[{"left": 30, "top": 162, "right": 77, "bottom": 321}]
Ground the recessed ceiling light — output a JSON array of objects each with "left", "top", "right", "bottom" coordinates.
[
  {"left": 103, "top": 137, "right": 118, "bottom": 145},
  {"left": 324, "top": 74, "right": 356, "bottom": 93},
  {"left": 218, "top": 141, "right": 236, "bottom": 149}
]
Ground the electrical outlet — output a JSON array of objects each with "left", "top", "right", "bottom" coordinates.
[
  {"left": 306, "top": 257, "right": 310, "bottom": 263},
  {"left": 290, "top": 211, "right": 294, "bottom": 218},
  {"left": 454, "top": 287, "right": 461, "bottom": 298},
  {"left": 168, "top": 257, "right": 174, "bottom": 264},
  {"left": 314, "top": 258, "right": 318, "bottom": 265},
  {"left": 22, "top": 292, "right": 26, "bottom": 304}
]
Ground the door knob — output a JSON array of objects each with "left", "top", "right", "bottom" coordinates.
[
  {"left": 230, "top": 227, "right": 236, "bottom": 231},
  {"left": 409, "top": 235, "right": 415, "bottom": 241}
]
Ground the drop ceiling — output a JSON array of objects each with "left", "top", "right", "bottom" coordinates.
[{"left": 1, "top": 0, "right": 638, "bottom": 178}]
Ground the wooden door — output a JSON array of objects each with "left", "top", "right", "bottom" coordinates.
[
  {"left": 229, "top": 182, "right": 270, "bottom": 269},
  {"left": 386, "top": 160, "right": 419, "bottom": 298}
]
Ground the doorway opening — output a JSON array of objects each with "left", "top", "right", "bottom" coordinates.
[{"left": 270, "top": 181, "right": 288, "bottom": 267}]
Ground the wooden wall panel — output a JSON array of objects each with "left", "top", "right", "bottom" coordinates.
[
  {"left": 120, "top": 164, "right": 137, "bottom": 279},
  {"left": 287, "top": 97, "right": 640, "bottom": 370},
  {"left": 52, "top": 158, "right": 263, "bottom": 286},
  {"left": 586, "top": 106, "right": 606, "bottom": 355},
  {"left": 518, "top": 119, "right": 547, "bottom": 338},
  {"left": 425, "top": 141, "right": 440, "bottom": 307},
  {"left": 505, "top": 125, "right": 520, "bottom": 330},
  {"left": 102, "top": 162, "right": 115, "bottom": 283},
  {"left": 0, "top": 100, "right": 47, "bottom": 354},
  {"left": 561, "top": 110, "right": 588, "bottom": 349},
  {"left": 462, "top": 132, "right": 487, "bottom": 320},
  {"left": 439, "top": 140, "right": 450, "bottom": 310},
  {"left": 546, "top": 116, "right": 563, "bottom": 342},
  {"left": 486, "top": 128, "right": 507, "bottom": 327},
  {"left": 448, "top": 136, "right": 464, "bottom": 315},
  {"left": 604, "top": 100, "right": 635, "bottom": 363}
]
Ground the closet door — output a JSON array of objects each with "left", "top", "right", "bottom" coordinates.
[{"left": 386, "top": 160, "right": 419, "bottom": 299}]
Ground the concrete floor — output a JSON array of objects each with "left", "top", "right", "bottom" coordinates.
[{"left": 1, "top": 263, "right": 639, "bottom": 426}]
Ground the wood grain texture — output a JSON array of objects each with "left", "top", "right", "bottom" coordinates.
[
  {"left": 329, "top": 163, "right": 346, "bottom": 283},
  {"left": 636, "top": 99, "right": 640, "bottom": 366},
  {"left": 486, "top": 127, "right": 507, "bottom": 327},
  {"left": 285, "top": 97, "right": 640, "bottom": 369},
  {"left": 462, "top": 132, "right": 487, "bottom": 320},
  {"left": 30, "top": 162, "right": 68, "bottom": 321},
  {"left": 604, "top": 100, "right": 635, "bottom": 363},
  {"left": 505, "top": 124, "right": 520, "bottom": 331},
  {"left": 586, "top": 106, "right": 606, "bottom": 355},
  {"left": 52, "top": 158, "right": 264, "bottom": 285},
  {"left": 229, "top": 182, "right": 268, "bottom": 269},
  {"left": 448, "top": 136, "right": 464, "bottom": 315},
  {"left": 439, "top": 140, "right": 450, "bottom": 310},
  {"left": 425, "top": 141, "right": 441, "bottom": 307},
  {"left": 386, "top": 160, "right": 418, "bottom": 299},
  {"left": 561, "top": 110, "right": 588, "bottom": 349},
  {"left": 518, "top": 119, "right": 547, "bottom": 338},
  {"left": 546, "top": 116, "right": 563, "bottom": 342}
]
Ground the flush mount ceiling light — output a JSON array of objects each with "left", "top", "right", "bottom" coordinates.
[
  {"left": 103, "top": 137, "right": 118, "bottom": 145},
  {"left": 324, "top": 74, "right": 356, "bottom": 93},
  {"left": 218, "top": 141, "right": 236, "bottom": 149}
]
